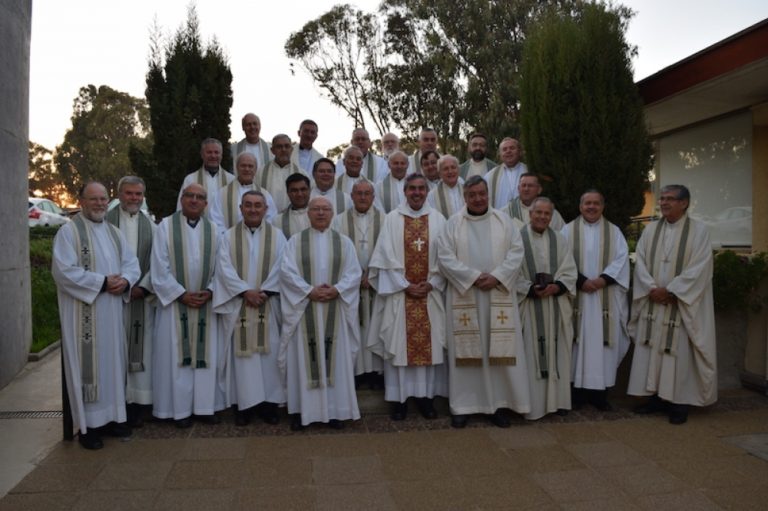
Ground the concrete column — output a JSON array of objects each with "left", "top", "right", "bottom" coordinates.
[{"left": 0, "top": 0, "right": 33, "bottom": 389}]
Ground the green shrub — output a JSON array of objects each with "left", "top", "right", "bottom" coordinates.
[
  {"left": 29, "top": 229, "right": 60, "bottom": 353},
  {"left": 712, "top": 251, "right": 768, "bottom": 312}
]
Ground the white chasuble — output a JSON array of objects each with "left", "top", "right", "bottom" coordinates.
[
  {"left": 367, "top": 204, "right": 448, "bottom": 402},
  {"left": 437, "top": 208, "right": 531, "bottom": 415}
]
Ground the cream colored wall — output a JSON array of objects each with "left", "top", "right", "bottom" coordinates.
[{"left": 752, "top": 103, "right": 768, "bottom": 253}]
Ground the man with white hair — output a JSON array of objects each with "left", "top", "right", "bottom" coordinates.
[
  {"left": 54, "top": 182, "right": 140, "bottom": 449},
  {"left": 335, "top": 146, "right": 371, "bottom": 195},
  {"left": 336, "top": 128, "right": 387, "bottom": 182},
  {"left": 381, "top": 132, "right": 400, "bottom": 160},
  {"left": 209, "top": 152, "right": 277, "bottom": 233},
  {"left": 427, "top": 154, "right": 464, "bottom": 218},
  {"left": 176, "top": 138, "right": 234, "bottom": 213},
  {"left": 278, "top": 196, "right": 362, "bottom": 430},
  {"left": 374, "top": 150, "right": 409, "bottom": 213},
  {"left": 484, "top": 137, "right": 527, "bottom": 208},
  {"left": 106, "top": 176, "right": 156, "bottom": 428}
]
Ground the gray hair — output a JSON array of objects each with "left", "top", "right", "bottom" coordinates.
[
  {"left": 437, "top": 154, "right": 459, "bottom": 172},
  {"left": 200, "top": 138, "right": 222, "bottom": 151},
  {"left": 117, "top": 175, "right": 145, "bottom": 193}
]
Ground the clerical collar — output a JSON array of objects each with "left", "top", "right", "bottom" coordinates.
[
  {"left": 120, "top": 207, "right": 138, "bottom": 218},
  {"left": 187, "top": 217, "right": 200, "bottom": 228},
  {"left": 245, "top": 223, "right": 262, "bottom": 234},
  {"left": 204, "top": 166, "right": 219, "bottom": 176},
  {"left": 299, "top": 145, "right": 312, "bottom": 151},
  {"left": 238, "top": 180, "right": 253, "bottom": 187},
  {"left": 467, "top": 207, "right": 489, "bottom": 217},
  {"left": 354, "top": 209, "right": 369, "bottom": 216}
]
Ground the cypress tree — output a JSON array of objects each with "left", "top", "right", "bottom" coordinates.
[{"left": 520, "top": 3, "right": 651, "bottom": 229}]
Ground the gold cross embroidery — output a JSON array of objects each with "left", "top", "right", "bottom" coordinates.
[
  {"left": 459, "top": 313, "right": 471, "bottom": 327},
  {"left": 496, "top": 311, "right": 509, "bottom": 324}
]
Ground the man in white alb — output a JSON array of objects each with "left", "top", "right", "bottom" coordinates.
[
  {"left": 176, "top": 138, "right": 234, "bottom": 213},
  {"left": 374, "top": 150, "right": 408, "bottom": 214},
  {"left": 258, "top": 134, "right": 304, "bottom": 213},
  {"left": 271, "top": 173, "right": 311, "bottom": 239},
  {"left": 54, "top": 182, "right": 140, "bottom": 449},
  {"left": 459, "top": 132, "right": 497, "bottom": 180},
  {"left": 428, "top": 154, "right": 464, "bottom": 218},
  {"left": 290, "top": 119, "right": 323, "bottom": 173},
  {"left": 408, "top": 128, "right": 439, "bottom": 175},
  {"left": 335, "top": 128, "right": 387, "bottom": 182},
  {"left": 505, "top": 173, "right": 565, "bottom": 230},
  {"left": 484, "top": 137, "right": 527, "bottom": 209},
  {"left": 231, "top": 113, "right": 272, "bottom": 170},
  {"left": 310, "top": 157, "right": 349, "bottom": 214}
]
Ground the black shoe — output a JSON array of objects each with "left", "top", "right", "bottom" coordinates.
[
  {"left": 78, "top": 428, "right": 103, "bottom": 450},
  {"left": 175, "top": 417, "right": 193, "bottom": 429},
  {"left": 634, "top": 395, "right": 667, "bottom": 414},
  {"left": 105, "top": 421, "right": 132, "bottom": 438},
  {"left": 234, "top": 408, "right": 251, "bottom": 427},
  {"left": 416, "top": 397, "right": 437, "bottom": 419},
  {"left": 328, "top": 419, "right": 345, "bottom": 430},
  {"left": 490, "top": 410, "right": 511, "bottom": 428},
  {"left": 571, "top": 386, "right": 586, "bottom": 411},
  {"left": 126, "top": 403, "right": 144, "bottom": 428},
  {"left": 668, "top": 403, "right": 689, "bottom": 425},
  {"left": 451, "top": 414, "right": 468, "bottom": 429},
  {"left": 590, "top": 390, "right": 614, "bottom": 412},
  {"left": 390, "top": 402, "right": 408, "bottom": 421},
  {"left": 290, "top": 414, "right": 305, "bottom": 431},
  {"left": 196, "top": 414, "right": 221, "bottom": 425},
  {"left": 556, "top": 409, "right": 569, "bottom": 416},
  {"left": 369, "top": 373, "right": 385, "bottom": 390},
  {"left": 257, "top": 402, "right": 280, "bottom": 425}
]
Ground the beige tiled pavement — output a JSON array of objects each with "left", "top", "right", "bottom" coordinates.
[{"left": 1, "top": 351, "right": 768, "bottom": 510}]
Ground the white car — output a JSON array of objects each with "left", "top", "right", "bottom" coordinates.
[{"left": 28, "top": 198, "right": 70, "bottom": 227}]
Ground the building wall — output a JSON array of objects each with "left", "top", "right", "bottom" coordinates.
[
  {"left": 0, "top": 0, "right": 33, "bottom": 389},
  {"left": 656, "top": 111, "right": 753, "bottom": 249}
]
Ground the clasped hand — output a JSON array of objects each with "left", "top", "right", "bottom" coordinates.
[{"left": 309, "top": 284, "right": 339, "bottom": 302}]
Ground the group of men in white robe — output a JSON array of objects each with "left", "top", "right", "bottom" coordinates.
[{"left": 53, "top": 118, "right": 716, "bottom": 448}]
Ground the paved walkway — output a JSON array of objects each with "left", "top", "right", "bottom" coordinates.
[{"left": 1, "top": 351, "right": 767, "bottom": 510}]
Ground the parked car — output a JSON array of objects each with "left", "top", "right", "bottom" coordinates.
[
  {"left": 28, "top": 198, "right": 70, "bottom": 227},
  {"left": 691, "top": 206, "right": 752, "bottom": 248}
]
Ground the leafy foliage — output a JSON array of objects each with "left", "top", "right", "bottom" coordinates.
[
  {"left": 519, "top": 3, "right": 651, "bottom": 229},
  {"left": 130, "top": 5, "right": 233, "bottom": 219},
  {"left": 29, "top": 142, "right": 70, "bottom": 202},
  {"left": 285, "top": 0, "right": 575, "bottom": 157},
  {"left": 713, "top": 251, "right": 768, "bottom": 312},
  {"left": 53, "top": 85, "right": 150, "bottom": 200}
]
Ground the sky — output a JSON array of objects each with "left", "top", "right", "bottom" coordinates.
[{"left": 29, "top": 0, "right": 768, "bottom": 155}]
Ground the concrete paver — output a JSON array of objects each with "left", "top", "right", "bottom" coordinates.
[{"left": 1, "top": 350, "right": 767, "bottom": 510}]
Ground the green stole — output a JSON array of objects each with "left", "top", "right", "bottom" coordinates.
[
  {"left": 435, "top": 182, "right": 463, "bottom": 219},
  {"left": 222, "top": 181, "right": 262, "bottom": 229},
  {"left": 364, "top": 153, "right": 377, "bottom": 181},
  {"left": 236, "top": 139, "right": 271, "bottom": 170},
  {"left": 231, "top": 222, "right": 276, "bottom": 356},
  {"left": 521, "top": 226, "right": 561, "bottom": 380},
  {"left": 335, "top": 174, "right": 369, "bottom": 192},
  {"left": 571, "top": 216, "right": 614, "bottom": 347},
  {"left": 506, "top": 197, "right": 524, "bottom": 223},
  {"left": 71, "top": 214, "right": 123, "bottom": 402},
  {"left": 169, "top": 213, "right": 214, "bottom": 368},
  {"left": 195, "top": 166, "right": 229, "bottom": 189},
  {"left": 642, "top": 217, "right": 692, "bottom": 355},
  {"left": 412, "top": 150, "right": 422, "bottom": 174},
  {"left": 488, "top": 166, "right": 504, "bottom": 208},
  {"left": 339, "top": 208, "right": 382, "bottom": 326},
  {"left": 106, "top": 208, "right": 152, "bottom": 372},
  {"left": 296, "top": 229, "right": 344, "bottom": 388}
]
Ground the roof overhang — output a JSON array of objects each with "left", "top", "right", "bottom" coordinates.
[{"left": 637, "top": 19, "right": 768, "bottom": 137}]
